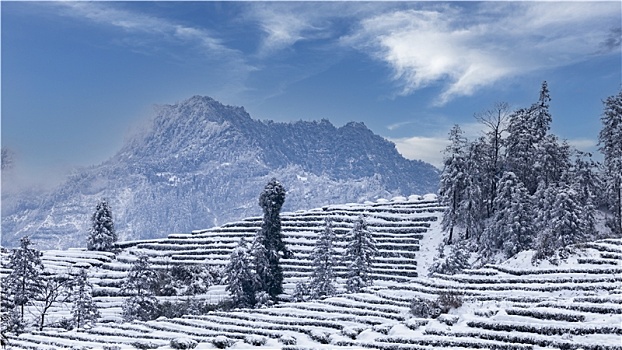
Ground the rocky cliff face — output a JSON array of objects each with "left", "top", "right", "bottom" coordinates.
[{"left": 1, "top": 96, "right": 439, "bottom": 249}]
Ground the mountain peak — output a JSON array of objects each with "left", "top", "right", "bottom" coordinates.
[
  {"left": 343, "top": 121, "right": 367, "bottom": 129},
  {"left": 2, "top": 96, "right": 439, "bottom": 249}
]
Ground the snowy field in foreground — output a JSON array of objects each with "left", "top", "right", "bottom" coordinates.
[{"left": 2, "top": 195, "right": 620, "bottom": 349}]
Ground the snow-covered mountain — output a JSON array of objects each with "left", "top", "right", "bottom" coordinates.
[{"left": 1, "top": 96, "right": 439, "bottom": 249}]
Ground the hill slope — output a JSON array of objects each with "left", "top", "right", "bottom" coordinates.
[
  {"left": 1, "top": 196, "right": 620, "bottom": 350},
  {"left": 1, "top": 96, "right": 439, "bottom": 249}
]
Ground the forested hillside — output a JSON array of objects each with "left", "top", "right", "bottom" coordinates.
[{"left": 433, "top": 84, "right": 621, "bottom": 271}]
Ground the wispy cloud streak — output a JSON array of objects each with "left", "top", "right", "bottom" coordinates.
[
  {"left": 244, "top": 2, "right": 351, "bottom": 57},
  {"left": 54, "top": 2, "right": 247, "bottom": 64}
]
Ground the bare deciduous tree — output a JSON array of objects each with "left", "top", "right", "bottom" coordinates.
[
  {"left": 474, "top": 102, "right": 511, "bottom": 217},
  {"left": 35, "top": 274, "right": 73, "bottom": 331}
]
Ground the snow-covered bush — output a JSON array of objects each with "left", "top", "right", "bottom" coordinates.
[
  {"left": 405, "top": 318, "right": 429, "bottom": 330},
  {"left": 341, "top": 326, "right": 364, "bottom": 339},
  {"left": 292, "top": 281, "right": 309, "bottom": 302},
  {"left": 3, "top": 307, "right": 25, "bottom": 335},
  {"left": 211, "top": 336, "right": 234, "bottom": 349},
  {"left": 170, "top": 337, "right": 198, "bottom": 349},
  {"left": 254, "top": 291, "right": 273, "bottom": 308},
  {"left": 437, "top": 292, "right": 463, "bottom": 311},
  {"left": 130, "top": 341, "right": 159, "bottom": 349},
  {"left": 278, "top": 335, "right": 296, "bottom": 345},
  {"left": 429, "top": 241, "right": 470, "bottom": 276},
  {"left": 410, "top": 293, "right": 463, "bottom": 319},
  {"left": 309, "top": 330, "right": 332, "bottom": 344},
  {"left": 123, "top": 294, "right": 159, "bottom": 322},
  {"left": 437, "top": 314, "right": 460, "bottom": 326},
  {"left": 244, "top": 335, "right": 267, "bottom": 346},
  {"left": 372, "top": 323, "right": 392, "bottom": 335},
  {"left": 53, "top": 317, "right": 74, "bottom": 331},
  {"left": 474, "top": 309, "right": 497, "bottom": 318},
  {"left": 158, "top": 299, "right": 218, "bottom": 318},
  {"left": 410, "top": 297, "right": 442, "bottom": 319}
]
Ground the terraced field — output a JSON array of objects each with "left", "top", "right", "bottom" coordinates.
[{"left": 2, "top": 195, "right": 621, "bottom": 349}]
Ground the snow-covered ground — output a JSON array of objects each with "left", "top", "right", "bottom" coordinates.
[{"left": 2, "top": 195, "right": 621, "bottom": 349}]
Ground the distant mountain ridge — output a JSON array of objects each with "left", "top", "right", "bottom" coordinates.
[{"left": 1, "top": 96, "right": 439, "bottom": 249}]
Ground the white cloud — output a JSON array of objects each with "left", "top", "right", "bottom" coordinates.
[
  {"left": 345, "top": 2, "right": 620, "bottom": 105},
  {"left": 389, "top": 135, "right": 448, "bottom": 168},
  {"left": 567, "top": 138, "right": 598, "bottom": 154},
  {"left": 245, "top": 3, "right": 338, "bottom": 57},
  {"left": 389, "top": 121, "right": 484, "bottom": 167},
  {"left": 386, "top": 121, "right": 417, "bottom": 131}
]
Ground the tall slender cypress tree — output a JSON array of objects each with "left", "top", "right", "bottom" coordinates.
[{"left": 253, "top": 178, "right": 290, "bottom": 301}]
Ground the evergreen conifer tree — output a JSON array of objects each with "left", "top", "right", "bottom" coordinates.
[
  {"left": 122, "top": 255, "right": 159, "bottom": 321},
  {"left": 345, "top": 216, "right": 378, "bottom": 293},
  {"left": 572, "top": 151, "right": 602, "bottom": 206},
  {"left": 71, "top": 269, "right": 100, "bottom": 329},
  {"left": 460, "top": 139, "right": 486, "bottom": 241},
  {"left": 429, "top": 241, "right": 470, "bottom": 275},
  {"left": 253, "top": 178, "right": 290, "bottom": 301},
  {"left": 87, "top": 200, "right": 117, "bottom": 251},
  {"left": 531, "top": 81, "right": 553, "bottom": 141},
  {"left": 481, "top": 172, "right": 535, "bottom": 259},
  {"left": 598, "top": 90, "right": 622, "bottom": 235},
  {"left": 225, "top": 238, "right": 256, "bottom": 308},
  {"left": 292, "top": 281, "right": 310, "bottom": 302},
  {"left": 534, "top": 185, "right": 586, "bottom": 260},
  {"left": 6, "top": 236, "right": 44, "bottom": 322},
  {"left": 537, "top": 135, "right": 572, "bottom": 187},
  {"left": 533, "top": 182, "right": 556, "bottom": 235},
  {"left": 506, "top": 82, "right": 553, "bottom": 194},
  {"left": 440, "top": 125, "right": 468, "bottom": 244},
  {"left": 309, "top": 218, "right": 337, "bottom": 299},
  {"left": 571, "top": 151, "right": 600, "bottom": 237}
]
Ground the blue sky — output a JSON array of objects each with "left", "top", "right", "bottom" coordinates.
[{"left": 2, "top": 1, "right": 620, "bottom": 187}]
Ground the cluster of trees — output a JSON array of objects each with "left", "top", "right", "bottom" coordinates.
[
  {"left": 291, "top": 215, "right": 378, "bottom": 302},
  {"left": 120, "top": 255, "right": 221, "bottom": 321},
  {"left": 223, "top": 178, "right": 291, "bottom": 308},
  {"left": 1, "top": 199, "right": 116, "bottom": 336},
  {"left": 225, "top": 179, "right": 380, "bottom": 307},
  {"left": 1, "top": 237, "right": 100, "bottom": 334},
  {"left": 437, "top": 83, "right": 621, "bottom": 270}
]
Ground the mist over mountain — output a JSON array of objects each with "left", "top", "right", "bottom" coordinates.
[{"left": 1, "top": 96, "right": 439, "bottom": 249}]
